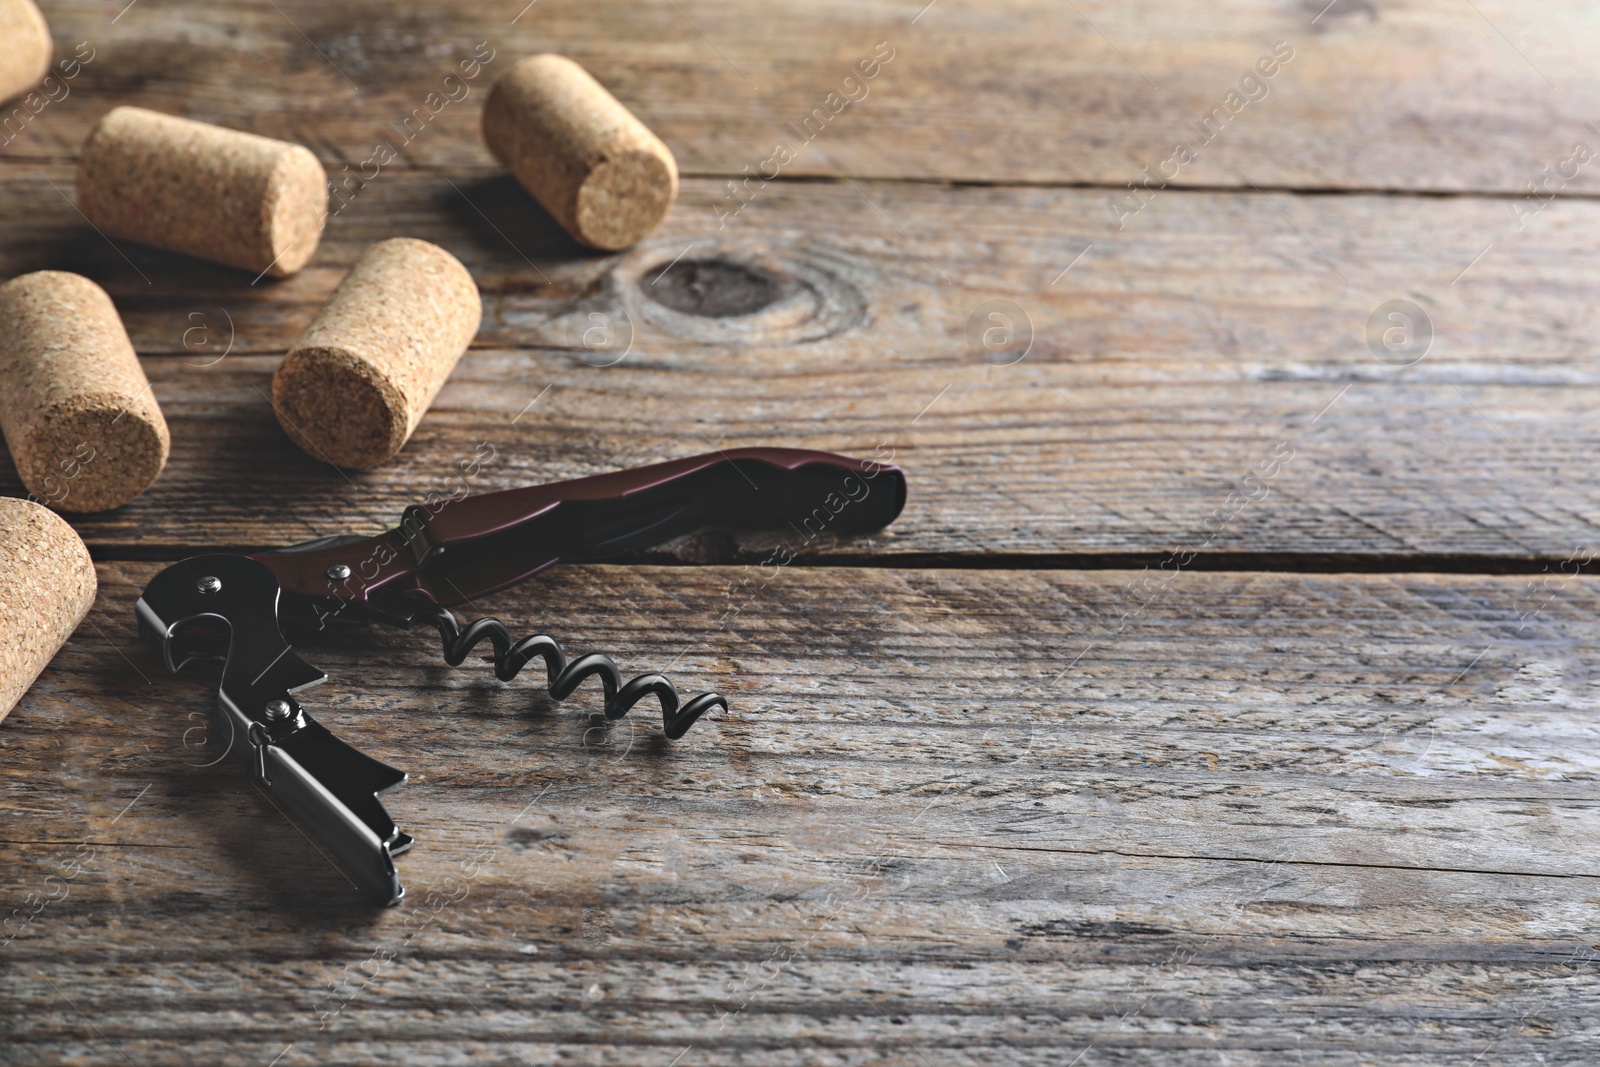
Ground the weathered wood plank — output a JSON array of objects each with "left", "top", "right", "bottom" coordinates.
[
  {"left": 4, "top": 0, "right": 1598, "bottom": 196},
  {"left": 3, "top": 1, "right": 1591, "bottom": 1065},
  {"left": 5, "top": 957, "right": 1599, "bottom": 1064},
  {"left": 1, "top": 166, "right": 1597, "bottom": 561},
  {"left": 3, "top": 565, "right": 1597, "bottom": 1062},
  {"left": 6, "top": 163, "right": 1591, "bottom": 371}
]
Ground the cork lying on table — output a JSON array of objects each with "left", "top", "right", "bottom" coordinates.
[
  {"left": 0, "top": 497, "right": 96, "bottom": 724},
  {"left": 77, "top": 106, "right": 328, "bottom": 277},
  {"left": 482, "top": 54, "right": 679, "bottom": 251},
  {"left": 0, "top": 0, "right": 50, "bottom": 106},
  {"left": 273, "top": 238, "right": 481, "bottom": 469},
  {"left": 0, "top": 271, "right": 170, "bottom": 513}
]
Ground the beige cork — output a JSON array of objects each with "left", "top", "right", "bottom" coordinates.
[
  {"left": 0, "top": 0, "right": 50, "bottom": 106},
  {"left": 77, "top": 106, "right": 328, "bottom": 278},
  {"left": 272, "top": 238, "right": 481, "bottom": 469},
  {"left": 482, "top": 54, "right": 678, "bottom": 251},
  {"left": 0, "top": 272, "right": 170, "bottom": 513},
  {"left": 0, "top": 497, "right": 96, "bottom": 724}
]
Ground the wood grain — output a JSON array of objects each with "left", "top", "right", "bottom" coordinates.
[
  {"left": 4, "top": 1, "right": 1595, "bottom": 1063},
  {"left": 1, "top": 165, "right": 1597, "bottom": 561},
  {"left": 5, "top": 1, "right": 1600, "bottom": 196},
  {"left": 3, "top": 564, "right": 1598, "bottom": 1064}
]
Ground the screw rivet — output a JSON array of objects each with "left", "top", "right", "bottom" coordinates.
[
  {"left": 326, "top": 564, "right": 352, "bottom": 581},
  {"left": 196, "top": 576, "right": 222, "bottom": 595},
  {"left": 263, "top": 699, "right": 293, "bottom": 722}
]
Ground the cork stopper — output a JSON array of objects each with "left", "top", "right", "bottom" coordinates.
[
  {"left": 0, "top": 271, "right": 170, "bottom": 512},
  {"left": 482, "top": 54, "right": 678, "bottom": 251},
  {"left": 0, "top": 0, "right": 50, "bottom": 106},
  {"left": 273, "top": 238, "right": 481, "bottom": 469},
  {"left": 77, "top": 106, "right": 328, "bottom": 278},
  {"left": 0, "top": 497, "right": 96, "bottom": 724}
]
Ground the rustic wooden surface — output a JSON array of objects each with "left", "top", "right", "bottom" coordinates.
[
  {"left": 4, "top": 1, "right": 1600, "bottom": 1064},
  {"left": 9, "top": 565, "right": 1600, "bottom": 1066},
  {"left": 6, "top": 167, "right": 1600, "bottom": 563}
]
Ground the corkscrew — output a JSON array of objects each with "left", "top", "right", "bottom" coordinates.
[
  {"left": 408, "top": 603, "right": 726, "bottom": 739},
  {"left": 136, "top": 448, "right": 907, "bottom": 904}
]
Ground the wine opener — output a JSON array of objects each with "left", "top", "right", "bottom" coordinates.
[{"left": 136, "top": 448, "right": 906, "bottom": 904}]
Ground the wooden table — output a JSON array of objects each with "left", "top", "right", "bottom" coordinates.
[{"left": 4, "top": 1, "right": 1599, "bottom": 1063}]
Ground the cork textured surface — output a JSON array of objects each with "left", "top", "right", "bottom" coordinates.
[
  {"left": 273, "top": 237, "right": 480, "bottom": 468},
  {"left": 483, "top": 54, "right": 678, "bottom": 250},
  {"left": 0, "top": 496, "right": 94, "bottom": 722},
  {"left": 0, "top": 0, "right": 50, "bottom": 106},
  {"left": 0, "top": 270, "right": 168, "bottom": 512},
  {"left": 77, "top": 106, "right": 327, "bottom": 277}
]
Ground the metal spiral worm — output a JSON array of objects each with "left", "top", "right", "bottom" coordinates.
[{"left": 409, "top": 603, "right": 726, "bottom": 740}]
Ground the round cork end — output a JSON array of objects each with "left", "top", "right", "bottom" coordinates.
[
  {"left": 273, "top": 346, "right": 408, "bottom": 469},
  {"left": 0, "top": 0, "right": 51, "bottom": 105},
  {"left": 575, "top": 146, "right": 678, "bottom": 251},
  {"left": 262, "top": 145, "right": 329, "bottom": 277},
  {"left": 0, "top": 270, "right": 170, "bottom": 513},
  {"left": 482, "top": 54, "right": 679, "bottom": 250},
  {"left": 0, "top": 496, "right": 96, "bottom": 722},
  {"left": 20, "top": 393, "right": 169, "bottom": 513}
]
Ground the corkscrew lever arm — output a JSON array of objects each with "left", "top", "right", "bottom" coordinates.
[{"left": 135, "top": 552, "right": 412, "bottom": 906}]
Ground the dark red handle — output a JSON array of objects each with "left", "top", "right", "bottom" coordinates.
[{"left": 256, "top": 448, "right": 905, "bottom": 610}]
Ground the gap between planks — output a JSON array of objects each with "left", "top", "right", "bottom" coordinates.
[
  {"left": 2, "top": 158, "right": 1585, "bottom": 203},
  {"left": 80, "top": 546, "right": 1600, "bottom": 576}
]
